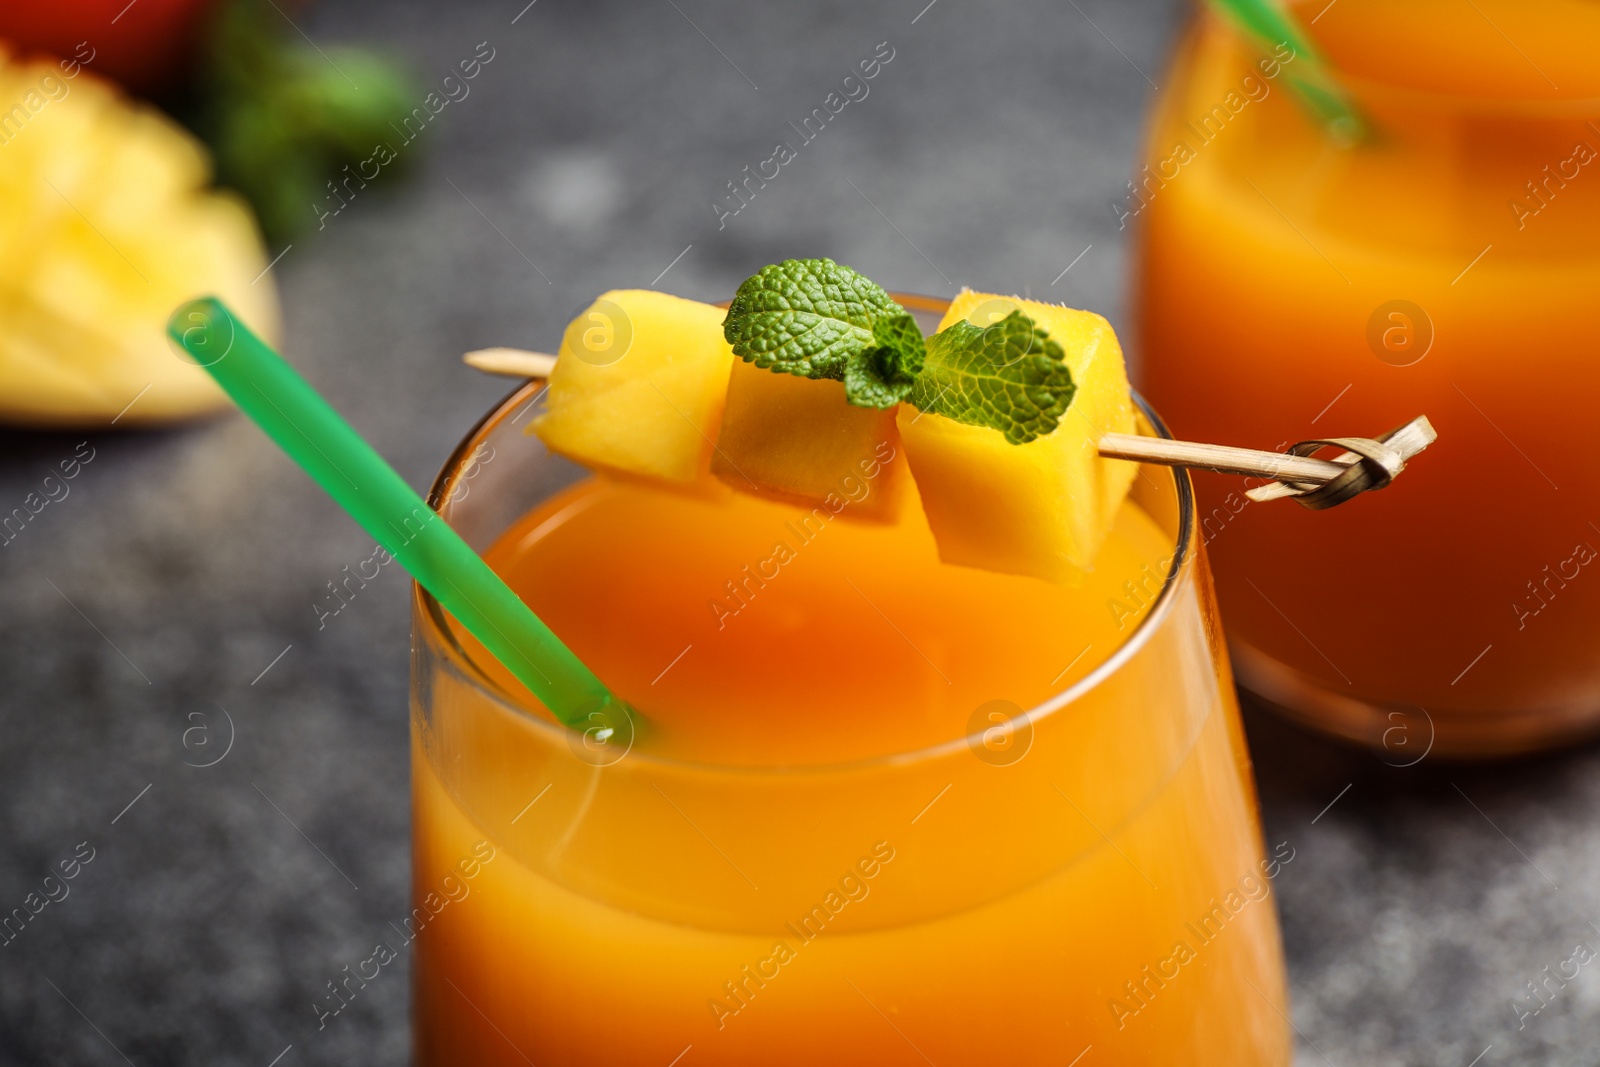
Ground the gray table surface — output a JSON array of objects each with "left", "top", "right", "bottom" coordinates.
[{"left": 3, "top": 1, "right": 1595, "bottom": 1064}]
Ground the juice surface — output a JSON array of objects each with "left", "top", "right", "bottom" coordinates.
[
  {"left": 1292, "top": 0, "right": 1600, "bottom": 100},
  {"left": 1135, "top": 2, "right": 1600, "bottom": 746},
  {"left": 462, "top": 476, "right": 1175, "bottom": 766},
  {"left": 412, "top": 475, "right": 1290, "bottom": 1065}
]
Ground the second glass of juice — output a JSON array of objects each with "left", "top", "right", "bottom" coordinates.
[
  {"left": 1134, "top": 1, "right": 1600, "bottom": 755},
  {"left": 409, "top": 305, "right": 1290, "bottom": 1064}
]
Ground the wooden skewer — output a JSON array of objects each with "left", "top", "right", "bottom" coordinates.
[
  {"left": 463, "top": 347, "right": 1435, "bottom": 493},
  {"left": 464, "top": 347, "right": 558, "bottom": 379},
  {"left": 1096, "top": 434, "right": 1345, "bottom": 484}
]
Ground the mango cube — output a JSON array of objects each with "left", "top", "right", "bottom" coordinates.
[
  {"left": 896, "top": 290, "right": 1137, "bottom": 582},
  {"left": 711, "top": 360, "right": 906, "bottom": 521},
  {"left": 532, "top": 290, "right": 734, "bottom": 488}
]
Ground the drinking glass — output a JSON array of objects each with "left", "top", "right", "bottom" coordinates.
[
  {"left": 409, "top": 297, "right": 1290, "bottom": 1065},
  {"left": 1134, "top": 8, "right": 1600, "bottom": 755}
]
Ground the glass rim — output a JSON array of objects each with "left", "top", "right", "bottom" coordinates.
[
  {"left": 414, "top": 294, "right": 1198, "bottom": 778},
  {"left": 1198, "top": 9, "right": 1600, "bottom": 118}
]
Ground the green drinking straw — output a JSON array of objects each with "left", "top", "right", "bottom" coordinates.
[
  {"left": 1205, "top": 0, "right": 1365, "bottom": 143},
  {"left": 166, "top": 297, "right": 627, "bottom": 734}
]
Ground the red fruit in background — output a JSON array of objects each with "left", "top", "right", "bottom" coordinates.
[{"left": 0, "top": 0, "right": 217, "bottom": 95}]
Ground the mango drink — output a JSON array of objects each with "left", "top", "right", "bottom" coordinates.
[
  {"left": 1133, "top": 0, "right": 1600, "bottom": 754},
  {"left": 411, "top": 276, "right": 1291, "bottom": 1063}
]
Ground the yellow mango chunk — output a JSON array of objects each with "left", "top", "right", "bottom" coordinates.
[
  {"left": 711, "top": 360, "right": 906, "bottom": 521},
  {"left": 895, "top": 290, "right": 1137, "bottom": 582},
  {"left": 533, "top": 290, "right": 735, "bottom": 488}
]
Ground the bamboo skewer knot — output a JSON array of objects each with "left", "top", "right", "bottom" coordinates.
[{"left": 1246, "top": 417, "right": 1435, "bottom": 509}]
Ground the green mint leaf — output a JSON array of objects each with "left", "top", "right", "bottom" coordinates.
[
  {"left": 910, "top": 311, "right": 1076, "bottom": 444},
  {"left": 841, "top": 312, "right": 925, "bottom": 409},
  {"left": 723, "top": 258, "right": 920, "bottom": 388}
]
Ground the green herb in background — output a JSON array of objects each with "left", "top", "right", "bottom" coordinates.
[{"left": 197, "top": 0, "right": 420, "bottom": 241}]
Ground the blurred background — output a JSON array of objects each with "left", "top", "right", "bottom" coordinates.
[{"left": 2, "top": 0, "right": 1598, "bottom": 1063}]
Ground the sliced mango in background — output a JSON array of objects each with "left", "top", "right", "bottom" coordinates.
[
  {"left": 896, "top": 290, "right": 1137, "bottom": 583},
  {"left": 532, "top": 289, "right": 734, "bottom": 489},
  {"left": 711, "top": 359, "right": 906, "bottom": 521},
  {"left": 0, "top": 48, "right": 279, "bottom": 427}
]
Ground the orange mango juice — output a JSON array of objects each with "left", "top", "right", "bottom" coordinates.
[
  {"left": 1134, "top": 0, "right": 1600, "bottom": 753},
  {"left": 410, "top": 460, "right": 1289, "bottom": 1064}
]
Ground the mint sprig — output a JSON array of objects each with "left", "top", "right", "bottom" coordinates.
[
  {"left": 911, "top": 311, "right": 1075, "bottom": 444},
  {"left": 722, "top": 258, "right": 924, "bottom": 408},
  {"left": 722, "top": 259, "right": 1077, "bottom": 441}
]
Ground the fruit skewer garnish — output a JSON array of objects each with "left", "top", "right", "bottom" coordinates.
[
  {"left": 469, "top": 344, "right": 1433, "bottom": 508},
  {"left": 479, "top": 259, "right": 1435, "bottom": 584}
]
